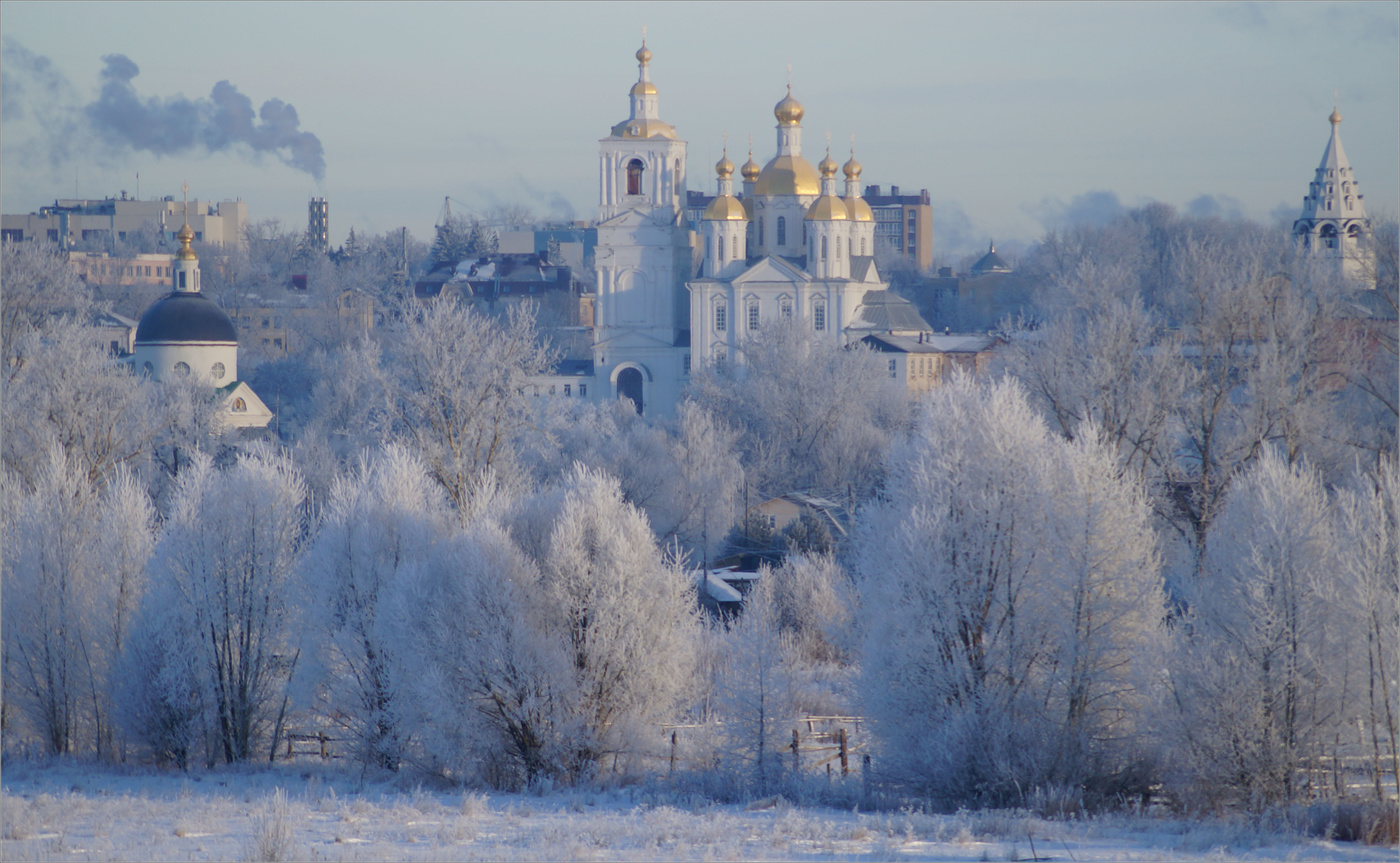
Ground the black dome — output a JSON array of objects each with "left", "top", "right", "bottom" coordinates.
[{"left": 134, "top": 292, "right": 237, "bottom": 343}]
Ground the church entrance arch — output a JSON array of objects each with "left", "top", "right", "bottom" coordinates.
[{"left": 616, "top": 366, "right": 645, "bottom": 415}]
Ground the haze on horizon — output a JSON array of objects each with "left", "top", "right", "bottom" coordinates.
[{"left": 2, "top": 0, "right": 1397, "bottom": 259}]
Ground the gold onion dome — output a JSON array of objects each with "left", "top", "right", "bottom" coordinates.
[
  {"left": 843, "top": 153, "right": 862, "bottom": 179},
  {"left": 636, "top": 43, "right": 652, "bottom": 64},
  {"left": 845, "top": 196, "right": 875, "bottom": 222},
  {"left": 704, "top": 195, "right": 749, "bottom": 221},
  {"left": 741, "top": 152, "right": 761, "bottom": 182},
  {"left": 631, "top": 80, "right": 658, "bottom": 96},
  {"left": 819, "top": 150, "right": 839, "bottom": 177},
  {"left": 755, "top": 155, "right": 820, "bottom": 196},
  {"left": 805, "top": 195, "right": 849, "bottom": 221},
  {"left": 175, "top": 222, "right": 197, "bottom": 260},
  {"left": 774, "top": 86, "right": 804, "bottom": 126},
  {"left": 716, "top": 151, "right": 735, "bottom": 178}
]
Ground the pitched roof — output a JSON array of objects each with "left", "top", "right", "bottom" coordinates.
[{"left": 851, "top": 291, "right": 932, "bottom": 332}]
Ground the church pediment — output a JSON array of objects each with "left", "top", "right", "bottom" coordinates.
[
  {"left": 597, "top": 207, "right": 676, "bottom": 230},
  {"left": 218, "top": 381, "right": 273, "bottom": 430},
  {"left": 594, "top": 330, "right": 677, "bottom": 351},
  {"left": 731, "top": 255, "right": 811, "bottom": 287}
]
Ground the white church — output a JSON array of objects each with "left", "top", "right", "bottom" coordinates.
[
  {"left": 128, "top": 195, "right": 273, "bottom": 430},
  {"left": 568, "top": 42, "right": 932, "bottom": 417}
]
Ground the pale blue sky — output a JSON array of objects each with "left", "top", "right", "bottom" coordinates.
[{"left": 3, "top": 1, "right": 1396, "bottom": 257}]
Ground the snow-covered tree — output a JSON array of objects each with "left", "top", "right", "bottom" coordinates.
[
  {"left": 714, "top": 575, "right": 797, "bottom": 792},
  {"left": 859, "top": 375, "right": 1164, "bottom": 804},
  {"left": 1162, "top": 450, "right": 1346, "bottom": 807},
  {"left": 131, "top": 450, "right": 307, "bottom": 765},
  {"left": 382, "top": 298, "right": 552, "bottom": 512},
  {"left": 689, "top": 321, "right": 906, "bottom": 504},
  {"left": 395, "top": 465, "right": 699, "bottom": 785},
  {"left": 296, "top": 445, "right": 451, "bottom": 770},
  {"left": 2, "top": 447, "right": 153, "bottom": 758}
]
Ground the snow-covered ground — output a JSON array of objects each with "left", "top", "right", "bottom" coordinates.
[{"left": 1, "top": 760, "right": 1393, "bottom": 862}]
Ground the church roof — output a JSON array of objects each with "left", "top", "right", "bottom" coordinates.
[
  {"left": 1296, "top": 108, "right": 1367, "bottom": 225},
  {"left": 852, "top": 291, "right": 932, "bottom": 332},
  {"left": 134, "top": 291, "right": 237, "bottom": 344},
  {"left": 970, "top": 241, "right": 1012, "bottom": 276}
]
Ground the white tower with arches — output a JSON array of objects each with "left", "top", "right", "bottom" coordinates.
[
  {"left": 592, "top": 41, "right": 694, "bottom": 416},
  {"left": 1293, "top": 107, "right": 1373, "bottom": 286}
]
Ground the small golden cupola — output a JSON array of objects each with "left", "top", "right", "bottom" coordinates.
[
  {"left": 843, "top": 147, "right": 874, "bottom": 223},
  {"left": 741, "top": 148, "right": 761, "bottom": 183},
  {"left": 774, "top": 85, "right": 805, "bottom": 126},
  {"left": 611, "top": 40, "right": 676, "bottom": 139},
  {"left": 703, "top": 147, "right": 748, "bottom": 222},
  {"left": 756, "top": 84, "right": 820, "bottom": 197},
  {"left": 805, "top": 147, "right": 849, "bottom": 222},
  {"left": 175, "top": 222, "right": 198, "bottom": 260}
]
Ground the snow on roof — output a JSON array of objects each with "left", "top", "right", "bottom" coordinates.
[{"left": 705, "top": 573, "right": 744, "bottom": 604}]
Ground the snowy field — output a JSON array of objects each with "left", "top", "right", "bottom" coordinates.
[{"left": 1, "top": 761, "right": 1394, "bottom": 862}]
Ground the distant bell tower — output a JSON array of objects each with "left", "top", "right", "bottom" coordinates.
[
  {"left": 308, "top": 197, "right": 329, "bottom": 254},
  {"left": 1293, "top": 107, "right": 1373, "bottom": 286},
  {"left": 591, "top": 39, "right": 693, "bottom": 417}
]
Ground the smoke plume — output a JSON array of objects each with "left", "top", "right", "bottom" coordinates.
[{"left": 85, "top": 54, "right": 325, "bottom": 180}]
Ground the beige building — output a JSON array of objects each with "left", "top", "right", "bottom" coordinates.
[
  {"left": 67, "top": 251, "right": 176, "bottom": 286},
  {"left": 860, "top": 332, "right": 999, "bottom": 396},
  {"left": 3, "top": 194, "right": 248, "bottom": 250}
]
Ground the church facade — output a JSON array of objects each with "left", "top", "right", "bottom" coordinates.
[{"left": 583, "top": 43, "right": 931, "bottom": 418}]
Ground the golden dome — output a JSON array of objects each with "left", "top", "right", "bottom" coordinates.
[
  {"left": 804, "top": 195, "right": 849, "bottom": 221},
  {"left": 774, "top": 86, "right": 804, "bottom": 126},
  {"left": 636, "top": 43, "right": 652, "bottom": 65},
  {"left": 844, "top": 197, "right": 875, "bottom": 222},
  {"left": 843, "top": 154, "right": 862, "bottom": 179},
  {"left": 1330, "top": 106, "right": 1342, "bottom": 125},
  {"left": 755, "top": 154, "right": 821, "bottom": 196},
  {"left": 631, "top": 80, "right": 658, "bottom": 96},
  {"left": 716, "top": 151, "right": 735, "bottom": 178},
  {"left": 175, "top": 222, "right": 197, "bottom": 260},
  {"left": 741, "top": 151, "right": 761, "bottom": 182},
  {"left": 704, "top": 195, "right": 749, "bottom": 221},
  {"left": 818, "top": 150, "right": 838, "bottom": 177}
]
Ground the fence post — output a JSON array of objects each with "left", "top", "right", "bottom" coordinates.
[
  {"left": 792, "top": 729, "right": 801, "bottom": 774},
  {"left": 286, "top": 735, "right": 293, "bottom": 759},
  {"left": 839, "top": 728, "right": 849, "bottom": 776},
  {"left": 670, "top": 730, "right": 677, "bottom": 776},
  {"left": 319, "top": 731, "right": 328, "bottom": 760},
  {"left": 863, "top": 753, "right": 872, "bottom": 803}
]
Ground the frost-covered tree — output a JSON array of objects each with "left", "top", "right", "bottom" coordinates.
[
  {"left": 395, "top": 465, "right": 699, "bottom": 785},
  {"left": 1335, "top": 457, "right": 1400, "bottom": 799},
  {"left": 131, "top": 450, "right": 307, "bottom": 765},
  {"left": 523, "top": 400, "right": 743, "bottom": 565},
  {"left": 2, "top": 448, "right": 153, "bottom": 758},
  {"left": 859, "top": 375, "right": 1164, "bottom": 804},
  {"left": 383, "top": 298, "right": 552, "bottom": 511},
  {"left": 714, "top": 575, "right": 796, "bottom": 792},
  {"left": 297, "top": 445, "right": 451, "bottom": 771},
  {"left": 3, "top": 321, "right": 162, "bottom": 491},
  {"left": 1162, "top": 450, "right": 1346, "bottom": 807},
  {"left": 689, "top": 321, "right": 906, "bottom": 504}
]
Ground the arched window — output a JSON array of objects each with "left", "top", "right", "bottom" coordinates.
[
  {"left": 211, "top": 361, "right": 225, "bottom": 380},
  {"left": 232, "top": 397, "right": 247, "bottom": 412},
  {"left": 732, "top": 235, "right": 739, "bottom": 259},
  {"left": 1321, "top": 224, "right": 1338, "bottom": 249},
  {"left": 821, "top": 236, "right": 828, "bottom": 260},
  {"left": 626, "top": 159, "right": 645, "bottom": 196},
  {"left": 776, "top": 217, "right": 786, "bottom": 246},
  {"left": 758, "top": 218, "right": 764, "bottom": 246},
  {"left": 836, "top": 237, "right": 841, "bottom": 259},
  {"left": 861, "top": 237, "right": 867, "bottom": 255},
  {"left": 705, "top": 236, "right": 711, "bottom": 259},
  {"left": 617, "top": 367, "right": 644, "bottom": 415},
  {"left": 1347, "top": 224, "right": 1361, "bottom": 239},
  {"left": 718, "top": 236, "right": 725, "bottom": 262},
  {"left": 173, "top": 361, "right": 190, "bottom": 376}
]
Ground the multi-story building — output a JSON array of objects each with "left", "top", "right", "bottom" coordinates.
[
  {"left": 2, "top": 194, "right": 248, "bottom": 250},
  {"left": 308, "top": 197, "right": 329, "bottom": 253},
  {"left": 861, "top": 185, "right": 933, "bottom": 272}
]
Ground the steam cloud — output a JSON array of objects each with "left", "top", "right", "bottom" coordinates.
[{"left": 86, "top": 54, "right": 325, "bottom": 180}]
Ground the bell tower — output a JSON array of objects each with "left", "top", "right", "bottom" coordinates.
[
  {"left": 1293, "top": 107, "right": 1373, "bottom": 286},
  {"left": 592, "top": 40, "right": 694, "bottom": 417}
]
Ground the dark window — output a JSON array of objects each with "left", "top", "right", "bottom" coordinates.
[
  {"left": 580, "top": 383, "right": 587, "bottom": 397},
  {"left": 777, "top": 217, "right": 786, "bottom": 246},
  {"left": 627, "top": 159, "right": 645, "bottom": 196},
  {"left": 564, "top": 384, "right": 572, "bottom": 396},
  {"left": 814, "top": 303, "right": 826, "bottom": 331}
]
